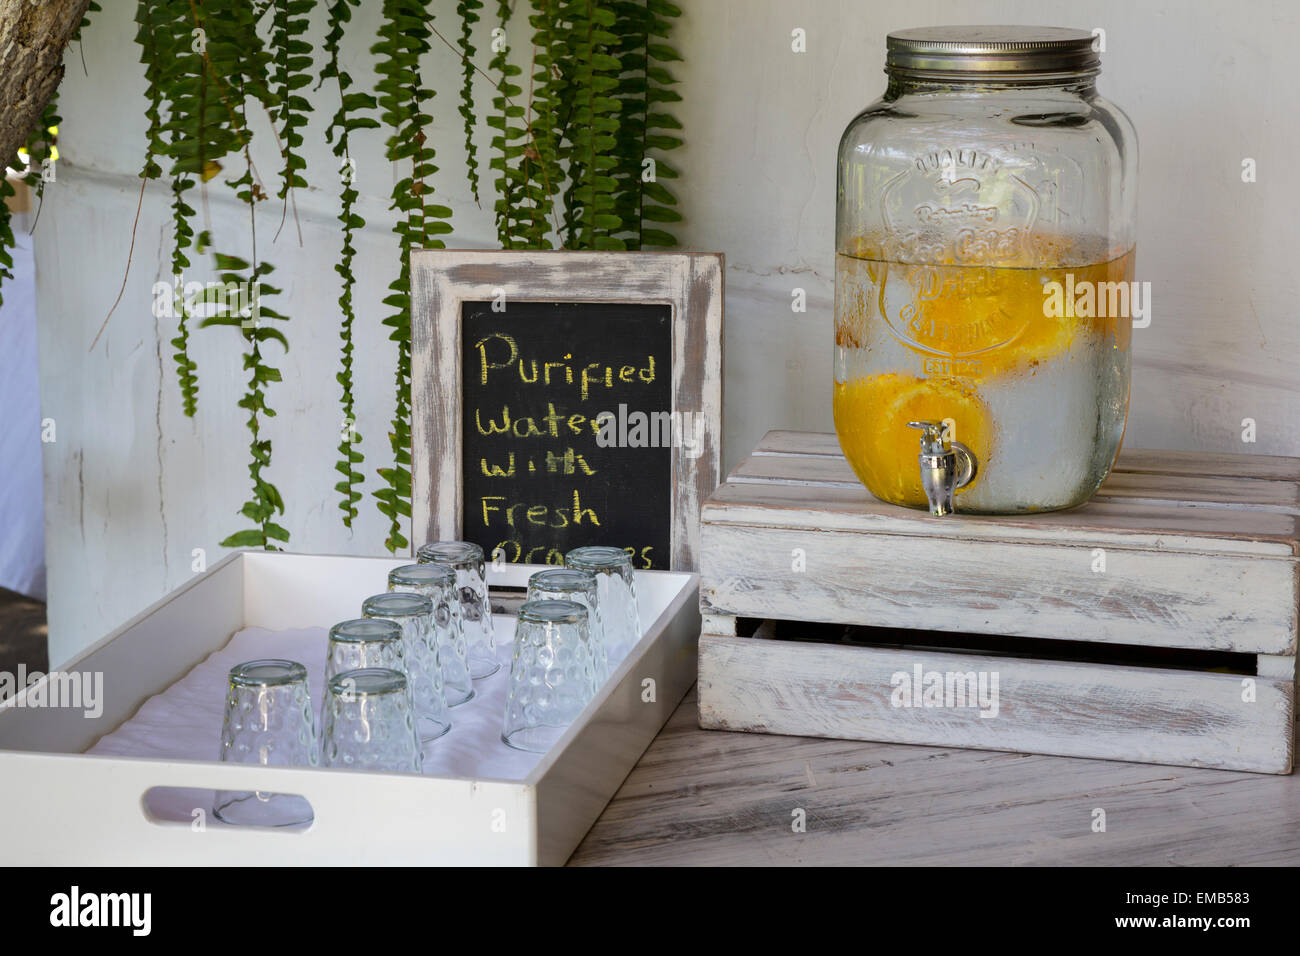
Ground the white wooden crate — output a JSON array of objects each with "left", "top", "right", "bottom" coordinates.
[
  {"left": 0, "top": 551, "right": 699, "bottom": 865},
  {"left": 697, "top": 430, "right": 1299, "bottom": 774}
]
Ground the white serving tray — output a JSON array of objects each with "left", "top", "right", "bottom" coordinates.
[{"left": 0, "top": 551, "right": 700, "bottom": 865}]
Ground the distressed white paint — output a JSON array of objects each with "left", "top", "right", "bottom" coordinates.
[
  {"left": 0, "top": 552, "right": 700, "bottom": 864},
  {"left": 34, "top": 1, "right": 1300, "bottom": 665},
  {"left": 570, "top": 686, "right": 1300, "bottom": 865},
  {"left": 697, "top": 429, "right": 1300, "bottom": 772},
  {"left": 698, "top": 632, "right": 1294, "bottom": 774},
  {"left": 409, "top": 250, "right": 723, "bottom": 571},
  {"left": 703, "top": 431, "right": 1300, "bottom": 647},
  {"left": 703, "top": 522, "right": 1298, "bottom": 653}
]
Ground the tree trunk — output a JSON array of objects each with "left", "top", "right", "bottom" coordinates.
[{"left": 0, "top": 0, "right": 93, "bottom": 166}]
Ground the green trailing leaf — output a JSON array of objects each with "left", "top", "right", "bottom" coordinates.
[
  {"left": 489, "top": 0, "right": 563, "bottom": 249},
  {"left": 486, "top": 0, "right": 523, "bottom": 246},
  {"left": 0, "top": 179, "right": 14, "bottom": 310},
  {"left": 133, "top": 0, "right": 201, "bottom": 415},
  {"left": 531, "top": 0, "right": 576, "bottom": 247},
  {"left": 74, "top": 1, "right": 103, "bottom": 43},
  {"left": 201, "top": 253, "right": 291, "bottom": 551},
  {"left": 269, "top": 0, "right": 314, "bottom": 231},
  {"left": 56, "top": 0, "right": 688, "bottom": 558},
  {"left": 565, "top": 0, "right": 625, "bottom": 250},
  {"left": 510, "top": 0, "right": 682, "bottom": 251},
  {"left": 541, "top": 2, "right": 588, "bottom": 247},
  {"left": 607, "top": 0, "right": 680, "bottom": 248},
  {"left": 322, "top": 0, "right": 374, "bottom": 528},
  {"left": 194, "top": 0, "right": 291, "bottom": 551},
  {"left": 371, "top": 0, "right": 453, "bottom": 553},
  {"left": 457, "top": 0, "right": 484, "bottom": 203},
  {"left": 136, "top": 0, "right": 168, "bottom": 183},
  {"left": 153, "top": 0, "right": 214, "bottom": 417}
]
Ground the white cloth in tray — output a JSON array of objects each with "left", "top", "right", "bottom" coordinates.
[{"left": 88, "top": 616, "right": 539, "bottom": 824}]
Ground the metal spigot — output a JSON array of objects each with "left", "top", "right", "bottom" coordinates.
[{"left": 907, "top": 420, "right": 978, "bottom": 517}]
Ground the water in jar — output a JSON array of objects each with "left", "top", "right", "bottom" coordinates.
[{"left": 833, "top": 233, "right": 1134, "bottom": 513}]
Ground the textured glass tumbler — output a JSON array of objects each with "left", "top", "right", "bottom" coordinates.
[
  {"left": 501, "top": 600, "right": 599, "bottom": 753},
  {"left": 389, "top": 564, "right": 473, "bottom": 706},
  {"left": 320, "top": 668, "right": 422, "bottom": 774},
  {"left": 417, "top": 541, "right": 498, "bottom": 679},
  {"left": 527, "top": 568, "right": 608, "bottom": 682},
  {"left": 362, "top": 592, "right": 451, "bottom": 741},
  {"left": 325, "top": 618, "right": 406, "bottom": 683},
  {"left": 214, "top": 659, "right": 317, "bottom": 827},
  {"left": 565, "top": 546, "right": 641, "bottom": 666}
]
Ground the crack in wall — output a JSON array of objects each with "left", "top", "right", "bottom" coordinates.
[
  {"left": 728, "top": 262, "right": 830, "bottom": 282},
  {"left": 76, "top": 449, "right": 84, "bottom": 545}
]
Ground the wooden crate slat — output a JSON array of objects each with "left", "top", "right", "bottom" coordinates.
[
  {"left": 730, "top": 453, "right": 862, "bottom": 486},
  {"left": 1115, "top": 448, "right": 1300, "bottom": 482},
  {"left": 701, "top": 523, "right": 1298, "bottom": 654},
  {"left": 698, "top": 633, "right": 1294, "bottom": 774},
  {"left": 704, "top": 480, "right": 1300, "bottom": 556},
  {"left": 1256, "top": 654, "right": 1297, "bottom": 680},
  {"left": 752, "top": 429, "right": 1300, "bottom": 482},
  {"left": 701, "top": 430, "right": 1300, "bottom": 773},
  {"left": 752, "top": 430, "right": 844, "bottom": 458},
  {"left": 730, "top": 453, "right": 1300, "bottom": 514},
  {"left": 700, "top": 612, "right": 739, "bottom": 637},
  {"left": 1096, "top": 471, "right": 1300, "bottom": 512}
]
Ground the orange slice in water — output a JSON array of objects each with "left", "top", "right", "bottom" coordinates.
[{"left": 833, "top": 372, "right": 992, "bottom": 509}]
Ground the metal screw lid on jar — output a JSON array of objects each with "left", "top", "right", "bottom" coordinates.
[{"left": 885, "top": 26, "right": 1101, "bottom": 81}]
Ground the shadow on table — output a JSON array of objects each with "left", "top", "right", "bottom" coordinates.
[{"left": 0, "top": 586, "right": 48, "bottom": 701}]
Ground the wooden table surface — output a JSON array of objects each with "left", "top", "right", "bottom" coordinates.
[{"left": 567, "top": 685, "right": 1300, "bottom": 866}]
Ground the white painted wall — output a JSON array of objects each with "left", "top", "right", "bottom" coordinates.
[{"left": 34, "top": 0, "right": 1300, "bottom": 665}]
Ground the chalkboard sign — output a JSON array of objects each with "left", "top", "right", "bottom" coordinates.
[
  {"left": 410, "top": 250, "right": 724, "bottom": 572},
  {"left": 459, "top": 300, "right": 673, "bottom": 569}
]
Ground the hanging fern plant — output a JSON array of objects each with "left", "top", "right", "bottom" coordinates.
[
  {"left": 270, "top": 0, "right": 312, "bottom": 240},
  {"left": 456, "top": 0, "right": 484, "bottom": 203},
  {"left": 320, "top": 0, "right": 377, "bottom": 529},
  {"left": 10, "top": 0, "right": 685, "bottom": 555},
  {"left": 486, "top": 0, "right": 527, "bottom": 248},
  {"left": 370, "top": 0, "right": 454, "bottom": 553},
  {"left": 613, "top": 0, "right": 683, "bottom": 249},
  {"left": 133, "top": 0, "right": 202, "bottom": 415}
]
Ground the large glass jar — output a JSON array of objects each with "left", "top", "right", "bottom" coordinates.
[{"left": 834, "top": 26, "right": 1137, "bottom": 514}]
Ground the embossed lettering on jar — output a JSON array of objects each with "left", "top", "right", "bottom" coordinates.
[{"left": 834, "top": 26, "right": 1138, "bottom": 513}]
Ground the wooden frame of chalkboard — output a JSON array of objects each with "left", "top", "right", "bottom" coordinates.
[{"left": 409, "top": 250, "right": 723, "bottom": 572}]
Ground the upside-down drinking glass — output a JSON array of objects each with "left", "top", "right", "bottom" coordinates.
[
  {"left": 388, "top": 563, "right": 473, "bottom": 706},
  {"left": 362, "top": 592, "right": 451, "bottom": 741},
  {"left": 416, "top": 541, "right": 498, "bottom": 679},
  {"left": 325, "top": 618, "right": 406, "bottom": 683},
  {"left": 527, "top": 567, "right": 608, "bottom": 682},
  {"left": 501, "top": 599, "right": 599, "bottom": 753},
  {"left": 214, "top": 659, "right": 317, "bottom": 827},
  {"left": 320, "top": 668, "right": 422, "bottom": 774},
  {"left": 565, "top": 546, "right": 641, "bottom": 666}
]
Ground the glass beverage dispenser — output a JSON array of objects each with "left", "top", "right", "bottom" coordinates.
[{"left": 834, "top": 26, "right": 1137, "bottom": 515}]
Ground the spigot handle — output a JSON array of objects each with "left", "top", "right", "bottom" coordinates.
[
  {"left": 906, "top": 419, "right": 977, "bottom": 517},
  {"left": 907, "top": 420, "right": 951, "bottom": 456}
]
